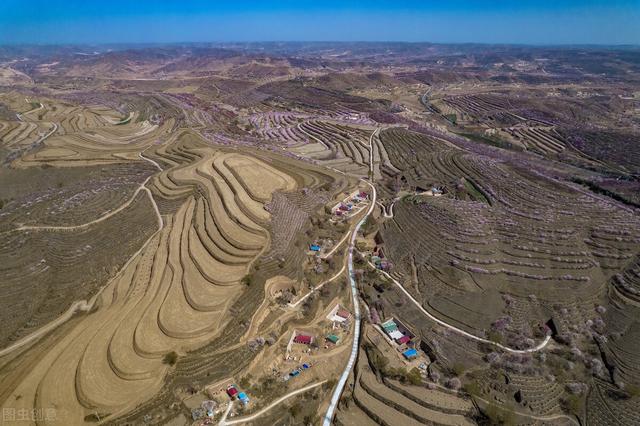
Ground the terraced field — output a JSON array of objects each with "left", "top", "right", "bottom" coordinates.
[
  {"left": 358, "top": 125, "right": 640, "bottom": 424},
  {"left": 377, "top": 128, "right": 640, "bottom": 334},
  {"left": 439, "top": 93, "right": 524, "bottom": 126},
  {"left": 295, "top": 120, "right": 372, "bottom": 173},
  {"left": 586, "top": 379, "right": 640, "bottom": 425},
  {"left": 3, "top": 98, "right": 176, "bottom": 167},
  {"left": 246, "top": 108, "right": 382, "bottom": 177},
  {"left": 248, "top": 111, "right": 309, "bottom": 145},
  {"left": 335, "top": 344, "right": 476, "bottom": 426},
  {"left": 503, "top": 126, "right": 566, "bottom": 154},
  {"left": 0, "top": 120, "right": 54, "bottom": 151},
  {"left": 0, "top": 162, "right": 155, "bottom": 229},
  {"left": 0, "top": 109, "right": 341, "bottom": 423},
  {"left": 0, "top": 190, "right": 157, "bottom": 347}
]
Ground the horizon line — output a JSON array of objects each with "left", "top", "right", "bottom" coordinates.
[{"left": 2, "top": 40, "right": 639, "bottom": 48}]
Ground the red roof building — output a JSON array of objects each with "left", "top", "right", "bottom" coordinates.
[
  {"left": 336, "top": 309, "right": 351, "bottom": 319},
  {"left": 227, "top": 386, "right": 238, "bottom": 397},
  {"left": 294, "top": 334, "right": 313, "bottom": 345},
  {"left": 397, "top": 335, "right": 411, "bottom": 345}
]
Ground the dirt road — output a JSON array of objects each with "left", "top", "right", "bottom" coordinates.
[
  {"left": 219, "top": 381, "right": 327, "bottom": 425},
  {"left": 368, "top": 260, "right": 551, "bottom": 354}
]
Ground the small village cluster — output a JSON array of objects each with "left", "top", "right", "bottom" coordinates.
[{"left": 380, "top": 318, "right": 419, "bottom": 360}]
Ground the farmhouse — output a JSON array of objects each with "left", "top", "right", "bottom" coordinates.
[
  {"left": 202, "top": 400, "right": 217, "bottom": 417},
  {"left": 327, "top": 303, "right": 352, "bottom": 323},
  {"left": 337, "top": 309, "right": 351, "bottom": 320},
  {"left": 403, "top": 348, "right": 418, "bottom": 360},
  {"left": 226, "top": 385, "right": 238, "bottom": 398},
  {"left": 294, "top": 334, "right": 314, "bottom": 345},
  {"left": 389, "top": 329, "right": 404, "bottom": 340},
  {"left": 331, "top": 189, "right": 370, "bottom": 219},
  {"left": 380, "top": 318, "right": 418, "bottom": 347},
  {"left": 397, "top": 335, "right": 411, "bottom": 345},
  {"left": 237, "top": 392, "right": 249, "bottom": 405},
  {"left": 326, "top": 334, "right": 340, "bottom": 344},
  {"left": 326, "top": 304, "right": 352, "bottom": 332},
  {"left": 205, "top": 377, "right": 235, "bottom": 400},
  {"left": 421, "top": 185, "right": 444, "bottom": 197},
  {"left": 382, "top": 319, "right": 399, "bottom": 334}
]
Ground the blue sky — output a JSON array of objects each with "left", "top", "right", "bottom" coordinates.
[{"left": 0, "top": 1, "right": 638, "bottom": 45}]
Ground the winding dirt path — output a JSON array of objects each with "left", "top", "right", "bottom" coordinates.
[
  {"left": 219, "top": 381, "right": 327, "bottom": 425},
  {"left": 0, "top": 300, "right": 90, "bottom": 357},
  {"left": 288, "top": 264, "right": 347, "bottom": 309},
  {"left": 15, "top": 153, "right": 161, "bottom": 232},
  {"left": 321, "top": 229, "right": 350, "bottom": 260},
  {"left": 376, "top": 197, "right": 398, "bottom": 218},
  {"left": 366, "top": 261, "right": 552, "bottom": 354},
  {"left": 16, "top": 102, "right": 44, "bottom": 121}
]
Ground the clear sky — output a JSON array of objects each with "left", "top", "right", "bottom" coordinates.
[{"left": 1, "top": 0, "right": 638, "bottom": 45}]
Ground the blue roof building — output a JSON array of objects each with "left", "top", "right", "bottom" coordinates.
[
  {"left": 402, "top": 348, "right": 418, "bottom": 359},
  {"left": 238, "top": 392, "right": 249, "bottom": 404}
]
